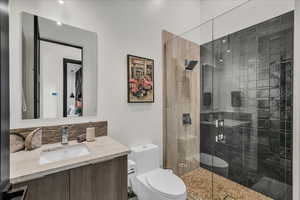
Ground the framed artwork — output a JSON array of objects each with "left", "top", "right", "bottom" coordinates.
[{"left": 127, "top": 55, "right": 154, "bottom": 103}]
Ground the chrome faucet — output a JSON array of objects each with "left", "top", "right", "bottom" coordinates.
[{"left": 61, "top": 126, "right": 69, "bottom": 145}]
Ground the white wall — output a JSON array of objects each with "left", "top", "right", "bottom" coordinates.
[
  {"left": 211, "top": 0, "right": 294, "bottom": 40},
  {"left": 182, "top": 0, "right": 295, "bottom": 45},
  {"left": 10, "top": 0, "right": 201, "bottom": 164},
  {"left": 200, "top": 0, "right": 249, "bottom": 23}
]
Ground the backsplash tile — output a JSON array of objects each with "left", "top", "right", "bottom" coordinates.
[{"left": 10, "top": 121, "right": 107, "bottom": 145}]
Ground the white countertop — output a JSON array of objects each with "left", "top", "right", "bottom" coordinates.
[{"left": 10, "top": 136, "right": 130, "bottom": 184}]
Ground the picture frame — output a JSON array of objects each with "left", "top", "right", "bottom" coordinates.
[{"left": 127, "top": 55, "right": 154, "bottom": 103}]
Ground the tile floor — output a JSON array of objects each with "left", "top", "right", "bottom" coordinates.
[{"left": 181, "top": 168, "right": 272, "bottom": 200}]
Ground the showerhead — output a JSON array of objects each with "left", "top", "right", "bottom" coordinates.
[{"left": 185, "top": 59, "right": 198, "bottom": 71}]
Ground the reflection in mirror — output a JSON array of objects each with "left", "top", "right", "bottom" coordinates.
[
  {"left": 63, "top": 59, "right": 83, "bottom": 117},
  {"left": 22, "top": 12, "right": 97, "bottom": 119}
]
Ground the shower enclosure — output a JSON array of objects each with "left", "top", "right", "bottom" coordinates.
[{"left": 163, "top": 2, "right": 293, "bottom": 200}]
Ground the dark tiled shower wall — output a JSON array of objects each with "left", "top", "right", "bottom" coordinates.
[
  {"left": 256, "top": 24, "right": 293, "bottom": 187},
  {"left": 200, "top": 11, "right": 293, "bottom": 200},
  {"left": 200, "top": 112, "right": 252, "bottom": 185}
]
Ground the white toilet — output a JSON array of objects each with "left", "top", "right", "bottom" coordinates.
[{"left": 129, "top": 144, "right": 187, "bottom": 200}]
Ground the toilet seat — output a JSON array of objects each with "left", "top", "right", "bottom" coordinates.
[{"left": 145, "top": 169, "right": 186, "bottom": 199}]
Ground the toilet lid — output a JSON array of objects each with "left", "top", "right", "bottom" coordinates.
[{"left": 146, "top": 169, "right": 186, "bottom": 199}]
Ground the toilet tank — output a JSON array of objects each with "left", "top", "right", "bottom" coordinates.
[{"left": 131, "top": 144, "right": 160, "bottom": 175}]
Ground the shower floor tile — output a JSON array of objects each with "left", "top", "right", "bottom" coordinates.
[{"left": 181, "top": 168, "right": 272, "bottom": 200}]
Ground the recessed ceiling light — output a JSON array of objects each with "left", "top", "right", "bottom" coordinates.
[
  {"left": 226, "top": 49, "right": 231, "bottom": 53},
  {"left": 58, "top": 0, "right": 65, "bottom": 5},
  {"left": 219, "top": 59, "right": 224, "bottom": 63},
  {"left": 222, "top": 39, "right": 226, "bottom": 43},
  {"left": 56, "top": 21, "right": 62, "bottom": 26}
]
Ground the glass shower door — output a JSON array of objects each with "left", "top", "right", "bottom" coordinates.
[
  {"left": 206, "top": 8, "right": 294, "bottom": 200},
  {"left": 201, "top": 25, "right": 251, "bottom": 199}
]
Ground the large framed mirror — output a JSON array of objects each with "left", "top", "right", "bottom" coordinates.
[{"left": 22, "top": 12, "right": 97, "bottom": 119}]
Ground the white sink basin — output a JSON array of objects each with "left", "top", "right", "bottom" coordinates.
[{"left": 39, "top": 144, "right": 90, "bottom": 165}]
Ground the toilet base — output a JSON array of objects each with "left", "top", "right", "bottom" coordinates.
[{"left": 131, "top": 172, "right": 187, "bottom": 200}]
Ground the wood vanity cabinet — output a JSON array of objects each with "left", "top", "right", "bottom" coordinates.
[
  {"left": 13, "top": 171, "right": 70, "bottom": 200},
  {"left": 92, "top": 156, "right": 127, "bottom": 200},
  {"left": 70, "top": 156, "right": 128, "bottom": 200},
  {"left": 13, "top": 156, "right": 128, "bottom": 200}
]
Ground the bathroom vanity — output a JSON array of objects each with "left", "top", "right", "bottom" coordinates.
[{"left": 10, "top": 136, "right": 130, "bottom": 200}]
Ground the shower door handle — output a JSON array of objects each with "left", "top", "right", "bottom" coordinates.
[{"left": 215, "top": 119, "right": 225, "bottom": 142}]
